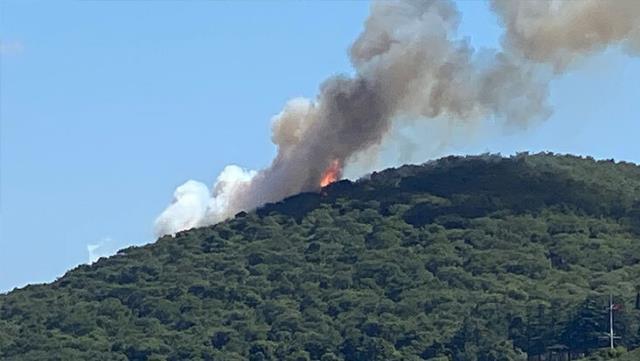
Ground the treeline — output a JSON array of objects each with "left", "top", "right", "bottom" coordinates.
[{"left": 1, "top": 153, "right": 640, "bottom": 360}]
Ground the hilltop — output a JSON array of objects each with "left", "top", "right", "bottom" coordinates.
[{"left": 1, "top": 153, "right": 640, "bottom": 360}]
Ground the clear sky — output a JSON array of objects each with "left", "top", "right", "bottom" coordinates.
[{"left": 1, "top": 1, "right": 638, "bottom": 293}]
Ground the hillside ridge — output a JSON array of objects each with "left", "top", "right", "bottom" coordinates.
[{"left": 2, "top": 153, "right": 640, "bottom": 361}]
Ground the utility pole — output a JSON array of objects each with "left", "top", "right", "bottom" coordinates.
[{"left": 609, "top": 294, "right": 614, "bottom": 350}]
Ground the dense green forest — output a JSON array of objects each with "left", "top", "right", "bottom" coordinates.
[{"left": 1, "top": 153, "right": 640, "bottom": 361}]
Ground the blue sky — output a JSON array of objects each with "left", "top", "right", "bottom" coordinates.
[{"left": 1, "top": 1, "right": 638, "bottom": 293}]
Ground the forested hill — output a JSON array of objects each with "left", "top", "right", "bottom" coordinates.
[{"left": 2, "top": 153, "right": 640, "bottom": 361}]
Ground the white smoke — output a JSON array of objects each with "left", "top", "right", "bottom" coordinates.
[
  {"left": 203, "top": 165, "right": 257, "bottom": 223},
  {"left": 154, "top": 180, "right": 210, "bottom": 236},
  {"left": 87, "top": 237, "right": 119, "bottom": 264},
  {"left": 155, "top": 0, "right": 640, "bottom": 236},
  {"left": 154, "top": 166, "right": 255, "bottom": 236}
]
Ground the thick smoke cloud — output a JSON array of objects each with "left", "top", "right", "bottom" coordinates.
[
  {"left": 155, "top": 0, "right": 640, "bottom": 236},
  {"left": 154, "top": 166, "right": 255, "bottom": 236},
  {"left": 492, "top": 0, "right": 640, "bottom": 70}
]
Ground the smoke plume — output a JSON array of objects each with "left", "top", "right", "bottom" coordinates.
[
  {"left": 154, "top": 0, "right": 640, "bottom": 236},
  {"left": 492, "top": 0, "right": 640, "bottom": 70}
]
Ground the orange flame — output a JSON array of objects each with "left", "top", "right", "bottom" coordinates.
[{"left": 320, "top": 159, "right": 341, "bottom": 187}]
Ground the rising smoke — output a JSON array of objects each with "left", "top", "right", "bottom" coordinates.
[{"left": 154, "top": 0, "right": 640, "bottom": 236}]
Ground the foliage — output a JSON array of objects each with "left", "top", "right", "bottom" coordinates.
[{"left": 1, "top": 153, "right": 640, "bottom": 360}]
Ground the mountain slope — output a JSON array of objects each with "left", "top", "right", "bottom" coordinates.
[{"left": 2, "top": 153, "right": 640, "bottom": 361}]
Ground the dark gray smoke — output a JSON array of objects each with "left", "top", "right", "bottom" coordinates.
[{"left": 155, "top": 0, "right": 640, "bottom": 236}]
